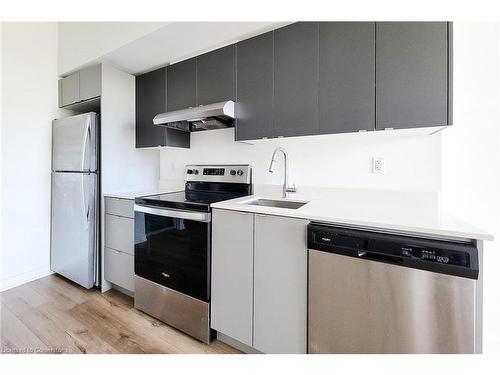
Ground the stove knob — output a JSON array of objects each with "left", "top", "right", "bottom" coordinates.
[
  {"left": 230, "top": 169, "right": 236, "bottom": 176},
  {"left": 237, "top": 169, "right": 244, "bottom": 176},
  {"left": 193, "top": 169, "right": 199, "bottom": 175},
  {"left": 187, "top": 169, "right": 193, "bottom": 174}
]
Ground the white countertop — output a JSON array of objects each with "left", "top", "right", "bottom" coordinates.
[
  {"left": 104, "top": 189, "right": 181, "bottom": 200},
  {"left": 211, "top": 195, "right": 493, "bottom": 241}
]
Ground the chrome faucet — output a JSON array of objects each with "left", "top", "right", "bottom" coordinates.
[{"left": 268, "top": 147, "right": 297, "bottom": 198}]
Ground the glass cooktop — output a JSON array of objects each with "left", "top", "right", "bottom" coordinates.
[{"left": 135, "top": 190, "right": 244, "bottom": 213}]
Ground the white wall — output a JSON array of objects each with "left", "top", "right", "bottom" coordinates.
[
  {"left": 1, "top": 23, "right": 70, "bottom": 290},
  {"left": 58, "top": 22, "right": 168, "bottom": 75},
  {"left": 441, "top": 22, "right": 500, "bottom": 354},
  {"left": 100, "top": 63, "right": 160, "bottom": 195},
  {"left": 160, "top": 128, "right": 442, "bottom": 193},
  {"left": 100, "top": 63, "right": 160, "bottom": 292}
]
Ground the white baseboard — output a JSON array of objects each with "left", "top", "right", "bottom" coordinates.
[{"left": 0, "top": 266, "right": 53, "bottom": 292}]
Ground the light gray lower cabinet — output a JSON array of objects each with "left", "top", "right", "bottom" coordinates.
[
  {"left": 105, "top": 214, "right": 134, "bottom": 255},
  {"left": 105, "top": 196, "right": 134, "bottom": 218},
  {"left": 104, "top": 197, "right": 135, "bottom": 292},
  {"left": 211, "top": 209, "right": 308, "bottom": 353},
  {"left": 104, "top": 247, "right": 134, "bottom": 291},
  {"left": 211, "top": 209, "right": 254, "bottom": 346},
  {"left": 253, "top": 214, "right": 308, "bottom": 354}
]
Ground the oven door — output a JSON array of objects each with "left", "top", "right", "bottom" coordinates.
[{"left": 134, "top": 205, "right": 211, "bottom": 301}]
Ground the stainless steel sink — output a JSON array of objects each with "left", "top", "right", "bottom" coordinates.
[{"left": 246, "top": 198, "right": 308, "bottom": 210}]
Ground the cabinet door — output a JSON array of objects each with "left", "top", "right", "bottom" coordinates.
[
  {"left": 254, "top": 214, "right": 308, "bottom": 354},
  {"left": 167, "top": 58, "right": 197, "bottom": 111},
  {"left": 60, "top": 72, "right": 80, "bottom": 107},
  {"left": 79, "top": 64, "right": 101, "bottom": 101},
  {"left": 105, "top": 214, "right": 134, "bottom": 255},
  {"left": 135, "top": 68, "right": 190, "bottom": 148},
  {"left": 105, "top": 197, "right": 134, "bottom": 218},
  {"left": 376, "top": 22, "right": 450, "bottom": 129},
  {"left": 211, "top": 209, "right": 254, "bottom": 346},
  {"left": 235, "top": 31, "right": 274, "bottom": 141},
  {"left": 274, "top": 22, "right": 319, "bottom": 137},
  {"left": 196, "top": 45, "right": 235, "bottom": 105},
  {"left": 319, "top": 22, "right": 375, "bottom": 134},
  {"left": 104, "top": 247, "right": 134, "bottom": 292},
  {"left": 136, "top": 68, "right": 167, "bottom": 148}
]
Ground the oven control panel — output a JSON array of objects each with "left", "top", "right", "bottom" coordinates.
[
  {"left": 185, "top": 165, "right": 251, "bottom": 184},
  {"left": 203, "top": 168, "right": 225, "bottom": 176}
]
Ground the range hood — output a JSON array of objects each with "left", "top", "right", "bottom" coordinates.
[{"left": 153, "top": 101, "right": 234, "bottom": 132}]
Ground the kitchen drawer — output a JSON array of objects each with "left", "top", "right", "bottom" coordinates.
[
  {"left": 105, "top": 197, "right": 134, "bottom": 218},
  {"left": 104, "top": 247, "right": 134, "bottom": 292},
  {"left": 105, "top": 214, "right": 134, "bottom": 255}
]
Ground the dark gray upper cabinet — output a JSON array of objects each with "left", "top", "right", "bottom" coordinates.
[
  {"left": 196, "top": 45, "right": 235, "bottom": 105},
  {"left": 319, "top": 22, "right": 375, "bottom": 134},
  {"left": 235, "top": 31, "right": 274, "bottom": 141},
  {"left": 136, "top": 68, "right": 167, "bottom": 148},
  {"left": 135, "top": 68, "right": 190, "bottom": 148},
  {"left": 376, "top": 22, "right": 451, "bottom": 129},
  {"left": 274, "top": 22, "right": 319, "bottom": 137},
  {"left": 166, "top": 58, "right": 197, "bottom": 111}
]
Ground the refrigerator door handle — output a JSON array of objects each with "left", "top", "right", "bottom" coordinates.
[
  {"left": 80, "top": 116, "right": 91, "bottom": 171},
  {"left": 81, "top": 173, "right": 89, "bottom": 229}
]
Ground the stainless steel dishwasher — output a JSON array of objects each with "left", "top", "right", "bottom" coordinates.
[{"left": 307, "top": 223, "right": 481, "bottom": 354}]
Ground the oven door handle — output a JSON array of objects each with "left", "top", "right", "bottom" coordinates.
[{"left": 134, "top": 204, "right": 211, "bottom": 223}]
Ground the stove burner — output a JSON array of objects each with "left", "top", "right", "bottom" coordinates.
[{"left": 135, "top": 165, "right": 252, "bottom": 212}]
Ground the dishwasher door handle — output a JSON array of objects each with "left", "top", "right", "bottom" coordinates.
[{"left": 357, "top": 250, "right": 403, "bottom": 264}]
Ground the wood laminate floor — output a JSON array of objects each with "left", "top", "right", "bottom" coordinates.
[{"left": 0, "top": 275, "right": 240, "bottom": 354}]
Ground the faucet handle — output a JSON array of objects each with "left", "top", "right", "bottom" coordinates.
[{"left": 286, "top": 184, "right": 297, "bottom": 194}]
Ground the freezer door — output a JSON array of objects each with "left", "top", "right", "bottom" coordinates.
[
  {"left": 308, "top": 250, "right": 476, "bottom": 354},
  {"left": 52, "top": 113, "right": 97, "bottom": 172},
  {"left": 51, "top": 172, "right": 97, "bottom": 289}
]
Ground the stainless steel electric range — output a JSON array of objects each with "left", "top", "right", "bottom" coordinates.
[{"left": 133, "top": 165, "right": 252, "bottom": 343}]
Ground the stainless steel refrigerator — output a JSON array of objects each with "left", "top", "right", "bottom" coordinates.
[{"left": 51, "top": 112, "right": 99, "bottom": 289}]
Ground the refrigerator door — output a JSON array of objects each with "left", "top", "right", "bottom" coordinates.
[
  {"left": 52, "top": 113, "right": 97, "bottom": 172},
  {"left": 51, "top": 171, "right": 97, "bottom": 289}
]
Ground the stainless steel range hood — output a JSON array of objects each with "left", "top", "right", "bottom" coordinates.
[{"left": 153, "top": 101, "right": 234, "bottom": 132}]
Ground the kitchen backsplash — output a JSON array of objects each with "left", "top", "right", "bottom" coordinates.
[{"left": 159, "top": 127, "right": 442, "bottom": 193}]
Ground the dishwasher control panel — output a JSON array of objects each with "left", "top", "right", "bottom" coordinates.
[
  {"left": 399, "top": 246, "right": 469, "bottom": 267},
  {"left": 307, "top": 223, "right": 479, "bottom": 280}
]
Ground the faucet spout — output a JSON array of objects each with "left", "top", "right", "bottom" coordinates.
[{"left": 268, "top": 147, "right": 296, "bottom": 198}]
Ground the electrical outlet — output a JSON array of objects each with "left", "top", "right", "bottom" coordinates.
[{"left": 372, "top": 157, "right": 385, "bottom": 174}]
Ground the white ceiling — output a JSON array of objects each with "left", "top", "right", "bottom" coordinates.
[
  {"left": 100, "top": 22, "right": 289, "bottom": 75},
  {"left": 58, "top": 22, "right": 170, "bottom": 75}
]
